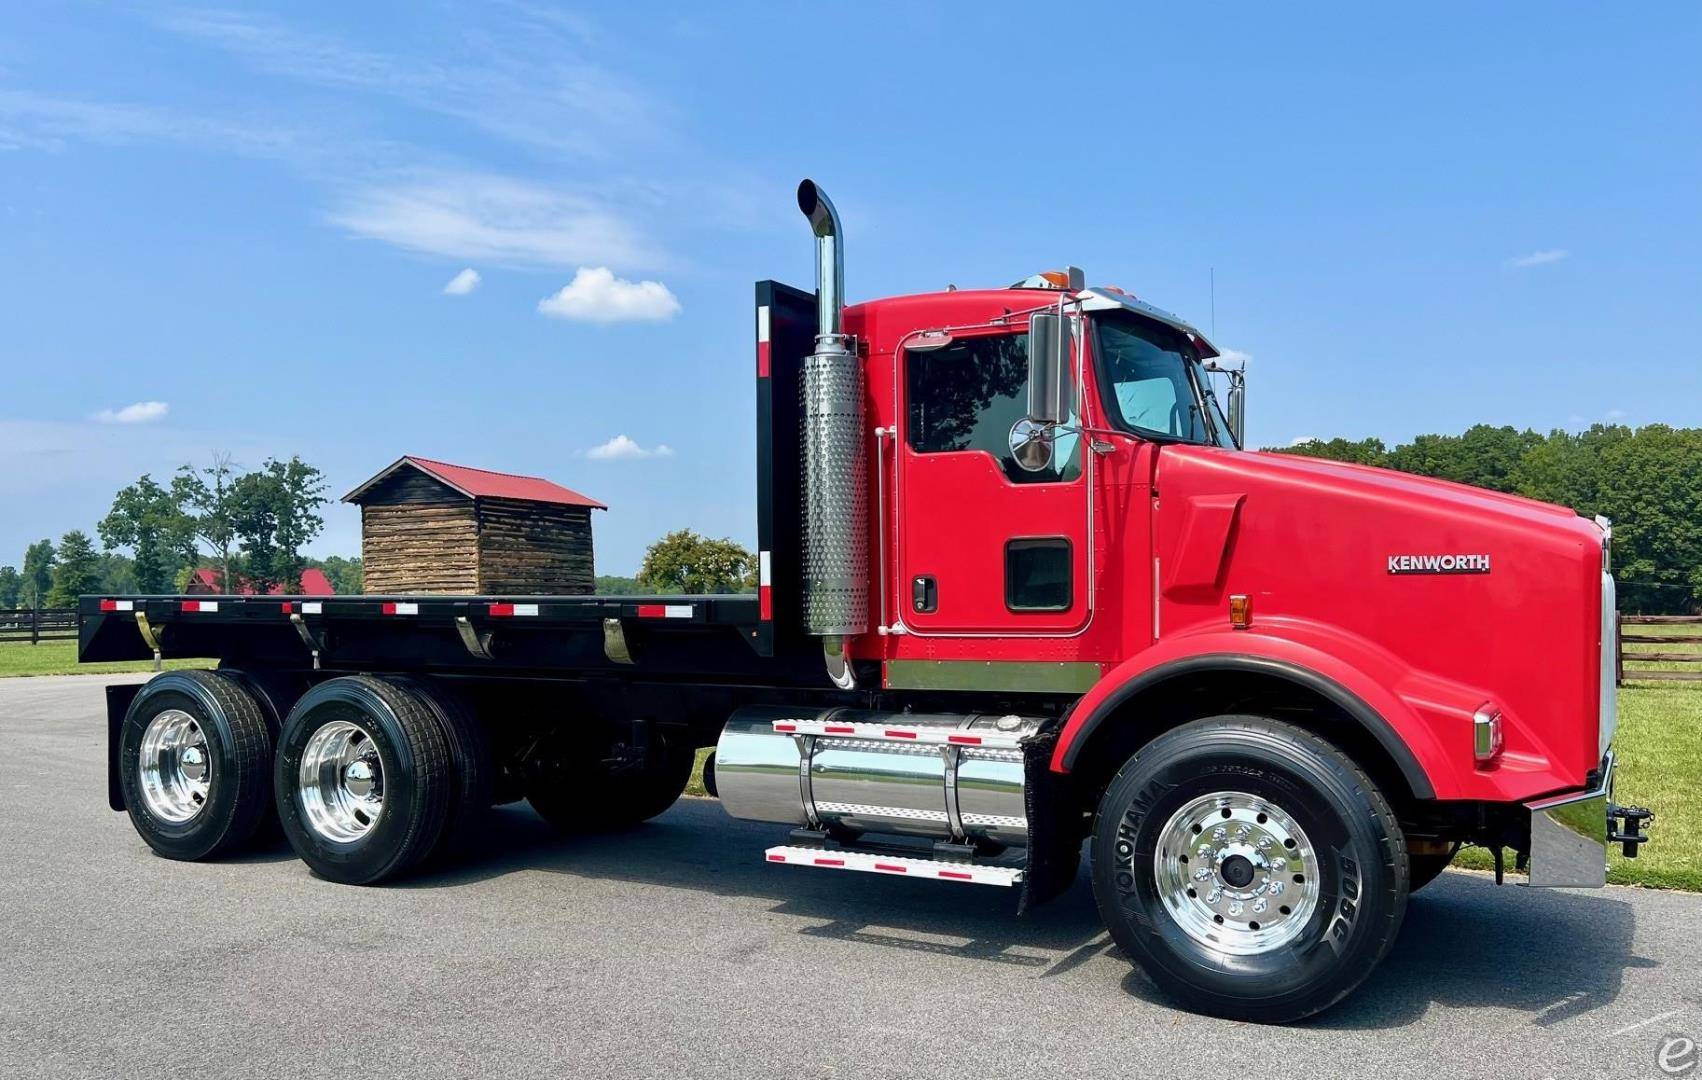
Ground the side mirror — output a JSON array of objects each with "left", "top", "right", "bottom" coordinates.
[
  {"left": 1027, "top": 312, "right": 1075, "bottom": 425},
  {"left": 1226, "top": 375, "right": 1246, "bottom": 448}
]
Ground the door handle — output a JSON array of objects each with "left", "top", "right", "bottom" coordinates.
[{"left": 911, "top": 575, "right": 937, "bottom": 614}]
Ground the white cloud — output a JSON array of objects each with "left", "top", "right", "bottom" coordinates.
[
  {"left": 1289, "top": 435, "right": 1319, "bottom": 447},
  {"left": 331, "top": 173, "right": 658, "bottom": 268},
  {"left": 158, "top": 8, "right": 663, "bottom": 159},
  {"left": 1605, "top": 408, "right": 1628, "bottom": 421},
  {"left": 582, "top": 434, "right": 675, "bottom": 461},
  {"left": 1214, "top": 347, "right": 1252, "bottom": 368},
  {"left": 1505, "top": 249, "right": 1570, "bottom": 269},
  {"left": 538, "top": 267, "right": 681, "bottom": 323},
  {"left": 0, "top": 89, "right": 301, "bottom": 158},
  {"left": 441, "top": 268, "right": 480, "bottom": 296},
  {"left": 92, "top": 401, "right": 169, "bottom": 425}
]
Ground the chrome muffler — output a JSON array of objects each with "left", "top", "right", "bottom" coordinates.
[{"left": 715, "top": 706, "right": 1042, "bottom": 848}]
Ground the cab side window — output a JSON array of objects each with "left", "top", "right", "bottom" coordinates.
[{"left": 905, "top": 332, "right": 1080, "bottom": 483}]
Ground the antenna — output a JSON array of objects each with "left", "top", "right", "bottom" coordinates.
[{"left": 1210, "top": 266, "right": 1216, "bottom": 339}]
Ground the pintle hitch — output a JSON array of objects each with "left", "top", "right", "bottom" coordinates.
[{"left": 1609, "top": 804, "right": 1654, "bottom": 858}]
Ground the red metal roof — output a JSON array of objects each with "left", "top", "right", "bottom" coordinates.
[
  {"left": 342, "top": 456, "right": 607, "bottom": 510},
  {"left": 185, "top": 568, "right": 335, "bottom": 595}
]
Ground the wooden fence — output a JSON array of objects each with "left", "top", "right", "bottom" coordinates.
[
  {"left": 1616, "top": 614, "right": 1702, "bottom": 684},
  {"left": 0, "top": 608, "right": 78, "bottom": 643},
  {"left": 0, "top": 608, "right": 78, "bottom": 644}
]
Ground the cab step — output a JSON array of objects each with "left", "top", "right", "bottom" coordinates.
[{"left": 763, "top": 845, "right": 1024, "bottom": 887}]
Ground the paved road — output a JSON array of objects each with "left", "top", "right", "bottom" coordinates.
[{"left": 2, "top": 675, "right": 1697, "bottom": 1079}]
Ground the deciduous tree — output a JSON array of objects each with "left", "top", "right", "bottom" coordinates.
[
  {"left": 173, "top": 454, "right": 239, "bottom": 592},
  {"left": 231, "top": 456, "right": 328, "bottom": 592},
  {"left": 637, "top": 530, "right": 756, "bottom": 594},
  {"left": 100, "top": 474, "right": 192, "bottom": 593}
]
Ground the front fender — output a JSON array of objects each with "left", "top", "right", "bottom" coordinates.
[{"left": 1050, "top": 616, "right": 1526, "bottom": 801}]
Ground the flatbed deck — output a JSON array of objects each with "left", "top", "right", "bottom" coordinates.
[{"left": 77, "top": 592, "right": 820, "bottom": 685}]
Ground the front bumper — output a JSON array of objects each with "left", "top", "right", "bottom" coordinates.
[{"left": 1524, "top": 750, "right": 1653, "bottom": 887}]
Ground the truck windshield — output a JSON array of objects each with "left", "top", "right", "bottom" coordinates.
[{"left": 1094, "top": 311, "right": 1227, "bottom": 446}]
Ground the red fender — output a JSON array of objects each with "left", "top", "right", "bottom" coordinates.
[{"left": 1050, "top": 615, "right": 1577, "bottom": 803}]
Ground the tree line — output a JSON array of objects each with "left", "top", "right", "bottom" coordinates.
[
  {"left": 0, "top": 454, "right": 362, "bottom": 609},
  {"left": 1279, "top": 423, "right": 1702, "bottom": 613}
]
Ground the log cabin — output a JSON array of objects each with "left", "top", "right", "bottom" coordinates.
[{"left": 343, "top": 456, "right": 605, "bottom": 595}]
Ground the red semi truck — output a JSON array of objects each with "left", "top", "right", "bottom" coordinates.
[{"left": 81, "top": 180, "right": 1651, "bottom": 1022}]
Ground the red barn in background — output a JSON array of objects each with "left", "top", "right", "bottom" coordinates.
[{"left": 184, "top": 567, "right": 334, "bottom": 596}]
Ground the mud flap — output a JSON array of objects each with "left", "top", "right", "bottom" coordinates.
[
  {"left": 1019, "top": 729, "right": 1081, "bottom": 913},
  {"left": 106, "top": 681, "right": 144, "bottom": 812}
]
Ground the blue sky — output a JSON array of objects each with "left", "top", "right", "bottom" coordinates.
[{"left": 3, "top": 3, "right": 1698, "bottom": 574}]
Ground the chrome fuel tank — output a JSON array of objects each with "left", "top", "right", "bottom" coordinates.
[{"left": 715, "top": 707, "right": 1041, "bottom": 847}]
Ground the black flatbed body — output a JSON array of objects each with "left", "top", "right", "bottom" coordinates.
[{"left": 77, "top": 592, "right": 826, "bottom": 686}]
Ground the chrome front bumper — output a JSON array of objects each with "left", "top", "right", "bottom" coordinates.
[{"left": 1524, "top": 751, "right": 1652, "bottom": 887}]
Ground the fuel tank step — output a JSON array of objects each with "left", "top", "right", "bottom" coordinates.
[{"left": 763, "top": 845, "right": 1024, "bottom": 887}]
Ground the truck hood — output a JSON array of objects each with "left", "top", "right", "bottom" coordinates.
[
  {"left": 1217, "top": 449, "right": 1589, "bottom": 532},
  {"left": 1152, "top": 444, "right": 1609, "bottom": 795}
]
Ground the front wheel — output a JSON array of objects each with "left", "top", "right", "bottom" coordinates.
[{"left": 1090, "top": 715, "right": 1409, "bottom": 1023}]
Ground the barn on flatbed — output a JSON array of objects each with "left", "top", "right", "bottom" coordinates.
[{"left": 343, "top": 456, "right": 606, "bottom": 595}]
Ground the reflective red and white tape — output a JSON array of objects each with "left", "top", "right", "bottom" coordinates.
[
  {"left": 763, "top": 846, "right": 1022, "bottom": 887},
  {"left": 635, "top": 604, "right": 693, "bottom": 619},
  {"left": 768, "top": 718, "right": 1023, "bottom": 750}
]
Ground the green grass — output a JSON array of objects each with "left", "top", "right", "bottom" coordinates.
[
  {"left": 687, "top": 747, "right": 713, "bottom": 798},
  {"left": 0, "top": 640, "right": 210, "bottom": 678}
]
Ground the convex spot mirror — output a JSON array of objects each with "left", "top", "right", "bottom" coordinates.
[{"left": 1008, "top": 417, "right": 1054, "bottom": 473}]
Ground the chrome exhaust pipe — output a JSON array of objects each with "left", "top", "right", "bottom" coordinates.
[{"left": 796, "top": 179, "right": 844, "bottom": 338}]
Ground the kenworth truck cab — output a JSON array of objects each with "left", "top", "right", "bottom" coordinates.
[{"left": 81, "top": 180, "right": 1651, "bottom": 1023}]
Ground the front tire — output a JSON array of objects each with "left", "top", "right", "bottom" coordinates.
[
  {"left": 274, "top": 676, "right": 451, "bottom": 885},
  {"left": 1090, "top": 715, "right": 1409, "bottom": 1023},
  {"left": 119, "top": 671, "right": 274, "bottom": 861}
]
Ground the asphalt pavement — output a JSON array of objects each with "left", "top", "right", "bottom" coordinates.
[{"left": 2, "top": 673, "right": 1697, "bottom": 1079}]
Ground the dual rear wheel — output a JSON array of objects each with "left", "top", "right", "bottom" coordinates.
[{"left": 121, "top": 672, "right": 694, "bottom": 885}]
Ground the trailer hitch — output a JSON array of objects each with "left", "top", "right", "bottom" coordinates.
[{"left": 1609, "top": 803, "right": 1653, "bottom": 858}]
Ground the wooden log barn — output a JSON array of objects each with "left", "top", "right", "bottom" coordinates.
[{"left": 343, "top": 456, "right": 606, "bottom": 595}]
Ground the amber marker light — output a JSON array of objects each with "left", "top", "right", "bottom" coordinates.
[{"left": 1229, "top": 594, "right": 1252, "bottom": 630}]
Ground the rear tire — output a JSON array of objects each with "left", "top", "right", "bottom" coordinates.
[
  {"left": 119, "top": 671, "right": 274, "bottom": 861},
  {"left": 387, "top": 676, "right": 492, "bottom": 863},
  {"left": 1090, "top": 715, "right": 1409, "bottom": 1023},
  {"left": 274, "top": 676, "right": 451, "bottom": 885},
  {"left": 526, "top": 733, "right": 696, "bottom": 833}
]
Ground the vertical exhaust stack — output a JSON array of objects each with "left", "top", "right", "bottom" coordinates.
[{"left": 796, "top": 180, "right": 868, "bottom": 652}]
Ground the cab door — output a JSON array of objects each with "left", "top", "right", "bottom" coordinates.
[{"left": 895, "top": 323, "right": 1091, "bottom": 635}]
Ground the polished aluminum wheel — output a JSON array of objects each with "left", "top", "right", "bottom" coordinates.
[
  {"left": 298, "top": 720, "right": 384, "bottom": 843},
  {"left": 1152, "top": 791, "right": 1321, "bottom": 955},
  {"left": 138, "top": 709, "right": 212, "bottom": 823}
]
